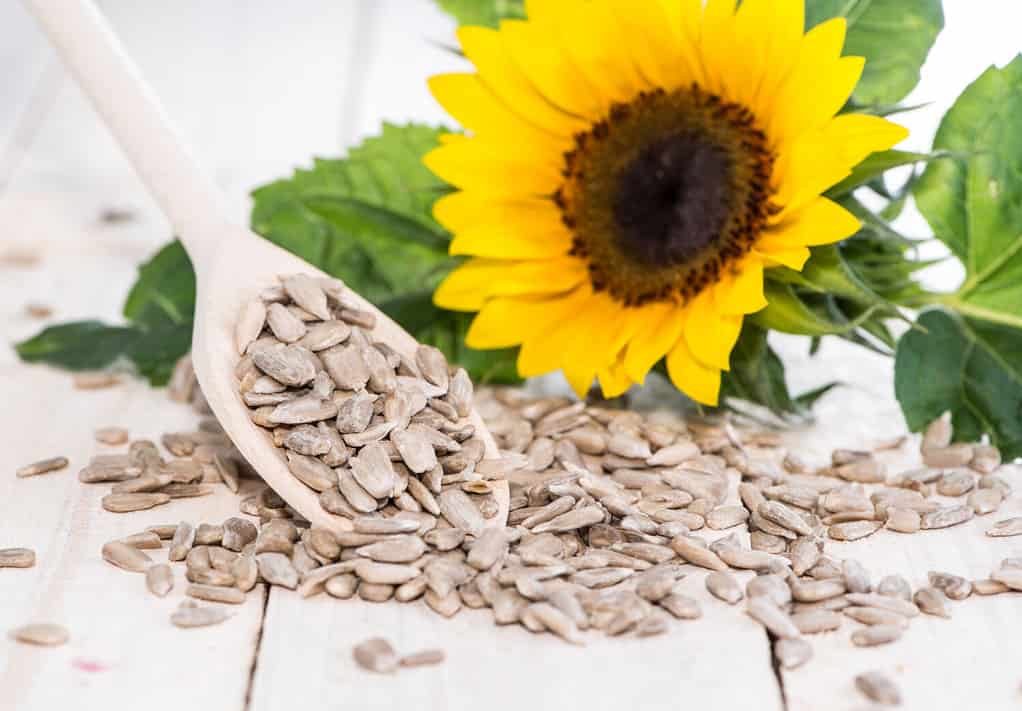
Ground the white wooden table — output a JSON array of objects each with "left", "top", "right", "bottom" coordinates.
[{"left": 3, "top": 2, "right": 1022, "bottom": 710}]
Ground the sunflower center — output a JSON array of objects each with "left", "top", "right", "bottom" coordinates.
[{"left": 558, "top": 86, "right": 777, "bottom": 307}]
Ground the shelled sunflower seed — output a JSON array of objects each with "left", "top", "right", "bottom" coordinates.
[
  {"left": 233, "top": 275, "right": 502, "bottom": 532},
  {"left": 32, "top": 324, "right": 1020, "bottom": 676}
]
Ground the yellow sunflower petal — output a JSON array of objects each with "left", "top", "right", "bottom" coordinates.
[
  {"left": 501, "top": 19, "right": 605, "bottom": 120},
  {"left": 772, "top": 114, "right": 908, "bottom": 218},
  {"left": 465, "top": 288, "right": 589, "bottom": 349},
  {"left": 428, "top": 74, "right": 563, "bottom": 152},
  {"left": 755, "top": 245, "right": 811, "bottom": 270},
  {"left": 623, "top": 302, "right": 684, "bottom": 383},
  {"left": 436, "top": 194, "right": 574, "bottom": 259},
  {"left": 820, "top": 113, "right": 911, "bottom": 169},
  {"left": 598, "top": 353, "right": 634, "bottom": 398},
  {"left": 609, "top": 0, "right": 692, "bottom": 90},
  {"left": 457, "top": 26, "right": 587, "bottom": 138},
  {"left": 433, "top": 257, "right": 587, "bottom": 311},
  {"left": 684, "top": 290, "right": 743, "bottom": 371},
  {"left": 761, "top": 197, "right": 860, "bottom": 249},
  {"left": 745, "top": 0, "right": 804, "bottom": 113},
  {"left": 547, "top": 0, "right": 646, "bottom": 106},
  {"left": 531, "top": 291, "right": 625, "bottom": 393},
  {"left": 666, "top": 337, "right": 722, "bottom": 406},
  {"left": 766, "top": 17, "right": 850, "bottom": 146},
  {"left": 716, "top": 257, "right": 768, "bottom": 315},
  {"left": 516, "top": 289, "right": 603, "bottom": 379},
  {"left": 423, "top": 140, "right": 562, "bottom": 197},
  {"left": 697, "top": 0, "right": 738, "bottom": 97}
]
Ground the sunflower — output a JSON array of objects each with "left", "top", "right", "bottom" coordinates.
[{"left": 425, "top": 0, "right": 908, "bottom": 405}]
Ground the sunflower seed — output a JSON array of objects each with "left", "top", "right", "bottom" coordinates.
[
  {"left": 852, "top": 624, "right": 903, "bottom": 647},
  {"left": 843, "top": 606, "right": 909, "bottom": 629},
  {"left": 885, "top": 508, "right": 921, "bottom": 533},
  {"left": 194, "top": 524, "right": 223, "bottom": 546},
  {"left": 929, "top": 571, "right": 972, "bottom": 600},
  {"left": 911, "top": 586, "right": 950, "bottom": 618},
  {"left": 416, "top": 345, "right": 450, "bottom": 391},
  {"left": 251, "top": 343, "right": 317, "bottom": 387},
  {"left": 659, "top": 593, "right": 702, "bottom": 620},
  {"left": 349, "top": 442, "right": 397, "bottom": 499},
  {"left": 171, "top": 603, "right": 231, "bottom": 629},
  {"left": 855, "top": 670, "right": 901, "bottom": 705},
  {"left": 937, "top": 469, "right": 975, "bottom": 497},
  {"left": 990, "top": 568, "right": 1022, "bottom": 591},
  {"left": 187, "top": 583, "right": 246, "bottom": 604},
  {"left": 235, "top": 299, "right": 267, "bottom": 354},
  {"left": 73, "top": 372, "right": 120, "bottom": 389},
  {"left": 0, "top": 548, "right": 35, "bottom": 568},
  {"left": 168, "top": 522, "right": 196, "bottom": 562},
  {"left": 232, "top": 551, "right": 259, "bottom": 592},
  {"left": 972, "top": 578, "right": 1010, "bottom": 595},
  {"left": 921, "top": 412, "right": 952, "bottom": 451},
  {"left": 876, "top": 575, "right": 912, "bottom": 600},
  {"left": 438, "top": 489, "right": 485, "bottom": 536},
  {"left": 828, "top": 520, "right": 882, "bottom": 541},
  {"left": 400, "top": 649, "right": 446, "bottom": 668},
  {"left": 746, "top": 597, "right": 800, "bottom": 639},
  {"left": 706, "top": 505, "right": 749, "bottom": 530},
  {"left": 223, "top": 517, "right": 258, "bottom": 551},
  {"left": 353, "top": 637, "right": 399, "bottom": 673},
  {"left": 323, "top": 573, "right": 358, "bottom": 599},
  {"left": 187, "top": 567, "right": 235, "bottom": 587},
  {"left": 923, "top": 443, "right": 974, "bottom": 468},
  {"left": 845, "top": 593, "right": 919, "bottom": 617},
  {"left": 532, "top": 506, "right": 605, "bottom": 534},
  {"left": 10, "top": 623, "right": 69, "bottom": 647},
  {"left": 791, "top": 578, "right": 846, "bottom": 603},
  {"left": 791, "top": 609, "right": 842, "bottom": 634},
  {"left": 987, "top": 517, "right": 1022, "bottom": 537},
  {"left": 102, "top": 541, "right": 152, "bottom": 572},
  {"left": 670, "top": 536, "right": 728, "bottom": 571},
  {"left": 705, "top": 571, "right": 743, "bottom": 604},
  {"left": 145, "top": 564, "right": 174, "bottom": 597},
  {"left": 921, "top": 505, "right": 973, "bottom": 530},
  {"left": 257, "top": 552, "right": 299, "bottom": 589},
  {"left": 17, "top": 456, "right": 69, "bottom": 477},
  {"left": 338, "top": 469, "right": 379, "bottom": 513},
  {"left": 775, "top": 638, "right": 812, "bottom": 669},
  {"left": 101, "top": 492, "right": 170, "bottom": 513},
  {"left": 283, "top": 274, "right": 331, "bottom": 320},
  {"left": 970, "top": 444, "right": 1001, "bottom": 474}
]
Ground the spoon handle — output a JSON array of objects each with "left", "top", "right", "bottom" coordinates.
[{"left": 24, "top": 0, "right": 225, "bottom": 267}]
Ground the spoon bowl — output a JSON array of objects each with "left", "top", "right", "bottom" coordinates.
[{"left": 26, "top": 0, "right": 508, "bottom": 533}]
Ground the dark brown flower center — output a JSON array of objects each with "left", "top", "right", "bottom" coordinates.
[{"left": 556, "top": 86, "right": 777, "bottom": 307}]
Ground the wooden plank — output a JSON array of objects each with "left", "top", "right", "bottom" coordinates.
[
  {"left": 776, "top": 336, "right": 1022, "bottom": 710},
  {"left": 249, "top": 441, "right": 782, "bottom": 710},
  {"left": 0, "top": 366, "right": 266, "bottom": 711}
]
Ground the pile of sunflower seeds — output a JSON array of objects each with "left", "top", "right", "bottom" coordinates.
[
  {"left": 12, "top": 276, "right": 1022, "bottom": 708},
  {"left": 232, "top": 274, "right": 498, "bottom": 529}
]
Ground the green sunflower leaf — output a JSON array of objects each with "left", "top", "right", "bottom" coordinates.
[
  {"left": 914, "top": 56, "right": 1022, "bottom": 332},
  {"left": 721, "top": 324, "right": 835, "bottom": 419},
  {"left": 895, "top": 309, "right": 1022, "bottom": 460},
  {"left": 433, "top": 0, "right": 525, "bottom": 28},
  {"left": 825, "top": 150, "right": 935, "bottom": 199},
  {"left": 14, "top": 241, "right": 195, "bottom": 386},
  {"left": 807, "top": 0, "right": 944, "bottom": 107},
  {"left": 251, "top": 122, "right": 454, "bottom": 303}
]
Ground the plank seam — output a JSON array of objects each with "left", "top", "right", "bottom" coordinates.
[
  {"left": 242, "top": 585, "right": 271, "bottom": 711},
  {"left": 766, "top": 629, "right": 790, "bottom": 711}
]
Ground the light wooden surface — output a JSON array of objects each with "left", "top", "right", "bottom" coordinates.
[{"left": 3, "top": 2, "right": 1022, "bottom": 710}]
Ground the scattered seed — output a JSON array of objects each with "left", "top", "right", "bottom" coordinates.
[
  {"left": 10, "top": 623, "right": 69, "bottom": 647},
  {"left": 16, "top": 456, "right": 69, "bottom": 478},
  {"left": 855, "top": 670, "right": 901, "bottom": 705},
  {"left": 0, "top": 548, "right": 35, "bottom": 568},
  {"left": 171, "top": 603, "right": 231, "bottom": 629}
]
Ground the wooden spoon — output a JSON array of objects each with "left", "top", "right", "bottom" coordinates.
[{"left": 25, "top": 0, "right": 508, "bottom": 532}]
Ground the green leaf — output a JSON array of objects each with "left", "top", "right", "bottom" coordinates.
[
  {"left": 895, "top": 309, "right": 1022, "bottom": 460},
  {"left": 379, "top": 291, "right": 520, "bottom": 384},
  {"left": 433, "top": 0, "right": 524, "bottom": 28},
  {"left": 122, "top": 240, "right": 195, "bottom": 324},
  {"left": 914, "top": 57, "right": 1022, "bottom": 331},
  {"left": 251, "top": 122, "right": 453, "bottom": 303},
  {"left": 807, "top": 0, "right": 944, "bottom": 106},
  {"left": 14, "top": 241, "right": 196, "bottom": 386},
  {"left": 826, "top": 150, "right": 935, "bottom": 198},
  {"left": 15, "top": 321, "right": 140, "bottom": 372},
  {"left": 752, "top": 282, "right": 873, "bottom": 336},
  {"left": 720, "top": 325, "right": 833, "bottom": 419}
]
